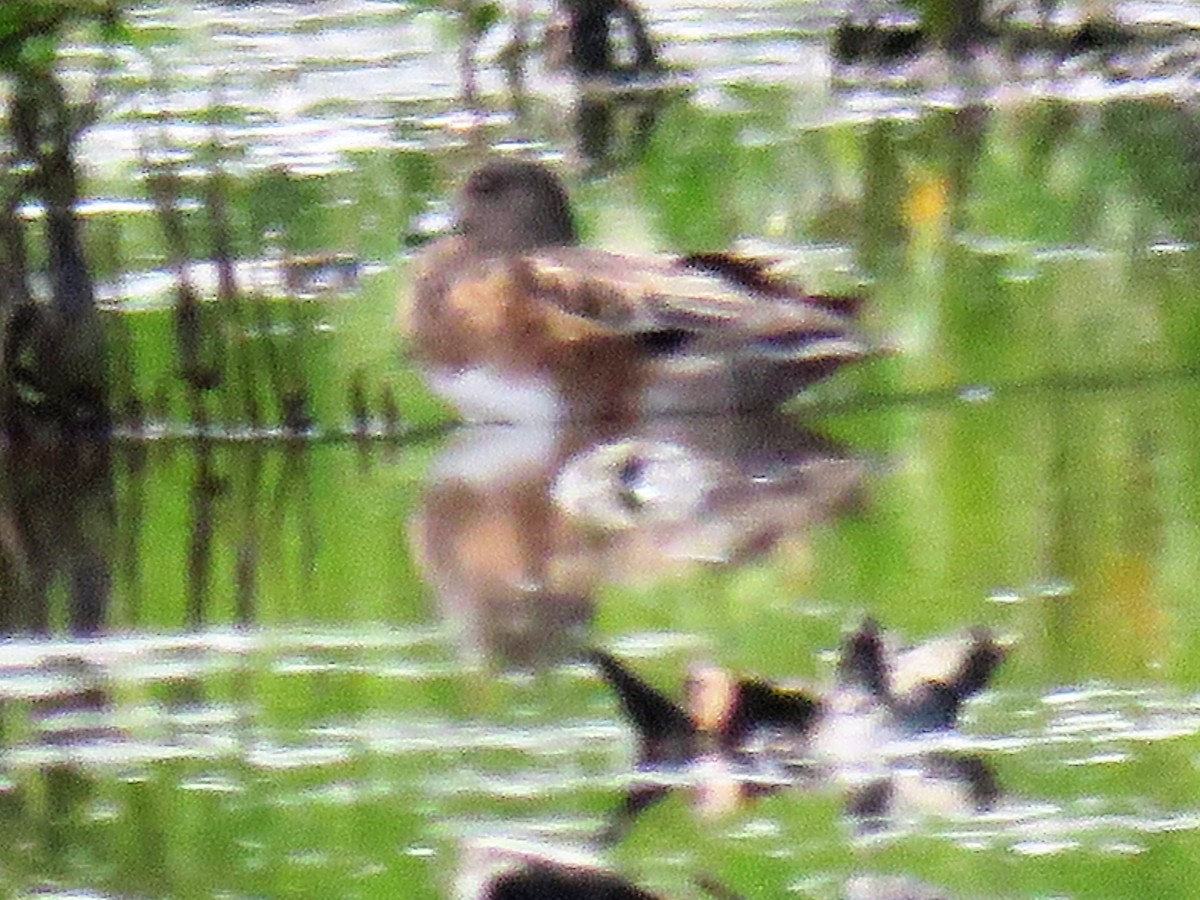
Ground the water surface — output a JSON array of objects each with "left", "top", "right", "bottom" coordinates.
[{"left": 6, "top": 1, "right": 1200, "bottom": 897}]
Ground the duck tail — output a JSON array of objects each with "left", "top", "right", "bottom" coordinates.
[
  {"left": 953, "top": 630, "right": 1008, "bottom": 699},
  {"left": 589, "top": 650, "right": 697, "bottom": 763},
  {"left": 837, "top": 617, "right": 890, "bottom": 698},
  {"left": 727, "top": 336, "right": 873, "bottom": 413}
]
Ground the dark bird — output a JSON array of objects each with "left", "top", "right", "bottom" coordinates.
[{"left": 591, "top": 619, "right": 1009, "bottom": 765}]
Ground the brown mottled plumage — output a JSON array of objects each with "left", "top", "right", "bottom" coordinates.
[{"left": 407, "top": 159, "right": 871, "bottom": 422}]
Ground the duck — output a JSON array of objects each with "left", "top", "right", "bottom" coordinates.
[
  {"left": 591, "top": 618, "right": 1008, "bottom": 766},
  {"left": 835, "top": 616, "right": 1009, "bottom": 733},
  {"left": 407, "top": 159, "right": 871, "bottom": 423},
  {"left": 592, "top": 620, "right": 1008, "bottom": 835}
]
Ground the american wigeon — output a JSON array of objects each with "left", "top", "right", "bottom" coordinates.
[{"left": 408, "top": 159, "right": 870, "bottom": 423}]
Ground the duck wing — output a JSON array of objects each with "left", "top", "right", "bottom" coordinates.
[
  {"left": 680, "top": 252, "right": 865, "bottom": 319},
  {"left": 890, "top": 629, "right": 1008, "bottom": 699},
  {"left": 720, "top": 678, "right": 823, "bottom": 750},
  {"left": 520, "top": 248, "right": 862, "bottom": 341},
  {"left": 836, "top": 617, "right": 891, "bottom": 697}
]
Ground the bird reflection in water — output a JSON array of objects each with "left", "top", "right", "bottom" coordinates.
[{"left": 411, "top": 411, "right": 865, "bottom": 668}]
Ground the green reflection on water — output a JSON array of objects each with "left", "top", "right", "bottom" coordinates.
[{"left": 8, "top": 8, "right": 1200, "bottom": 899}]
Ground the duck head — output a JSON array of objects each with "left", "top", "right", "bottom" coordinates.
[{"left": 457, "top": 159, "right": 579, "bottom": 254}]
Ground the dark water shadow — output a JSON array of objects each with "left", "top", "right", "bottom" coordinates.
[
  {"left": 573, "top": 87, "right": 676, "bottom": 174},
  {"left": 0, "top": 436, "right": 117, "bottom": 884},
  {"left": 0, "top": 439, "right": 114, "bottom": 637}
]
